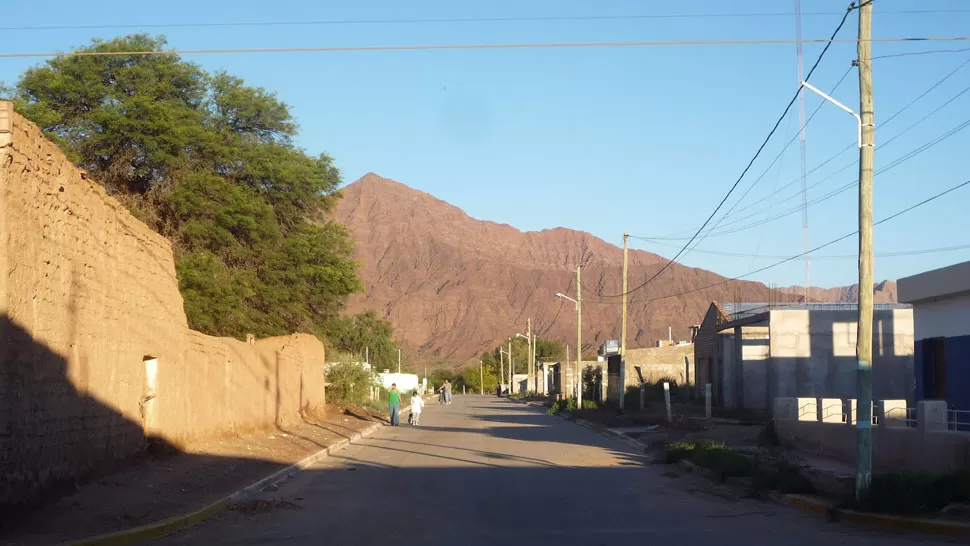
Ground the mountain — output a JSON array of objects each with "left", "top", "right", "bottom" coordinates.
[
  {"left": 779, "top": 281, "right": 898, "bottom": 304},
  {"left": 333, "top": 174, "right": 890, "bottom": 364}
]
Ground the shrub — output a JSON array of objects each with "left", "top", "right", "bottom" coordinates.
[
  {"left": 849, "top": 471, "right": 970, "bottom": 514},
  {"left": 548, "top": 398, "right": 579, "bottom": 415},
  {"left": 326, "top": 362, "right": 377, "bottom": 405},
  {"left": 582, "top": 400, "right": 598, "bottom": 410}
]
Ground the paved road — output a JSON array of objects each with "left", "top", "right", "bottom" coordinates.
[{"left": 157, "top": 396, "right": 953, "bottom": 545}]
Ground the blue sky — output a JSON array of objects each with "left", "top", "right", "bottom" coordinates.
[{"left": 3, "top": 0, "right": 968, "bottom": 289}]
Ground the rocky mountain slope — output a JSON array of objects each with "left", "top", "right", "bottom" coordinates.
[{"left": 333, "top": 173, "right": 895, "bottom": 363}]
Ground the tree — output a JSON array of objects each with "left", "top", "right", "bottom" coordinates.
[{"left": 11, "top": 34, "right": 367, "bottom": 344}]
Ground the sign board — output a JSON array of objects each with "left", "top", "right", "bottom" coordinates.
[{"left": 601, "top": 339, "right": 620, "bottom": 356}]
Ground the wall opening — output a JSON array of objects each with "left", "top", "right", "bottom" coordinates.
[{"left": 140, "top": 356, "right": 158, "bottom": 444}]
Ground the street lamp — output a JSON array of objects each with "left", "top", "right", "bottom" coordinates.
[{"left": 555, "top": 289, "right": 582, "bottom": 407}]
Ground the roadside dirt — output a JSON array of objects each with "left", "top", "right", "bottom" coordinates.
[{"left": 1, "top": 405, "right": 388, "bottom": 546}]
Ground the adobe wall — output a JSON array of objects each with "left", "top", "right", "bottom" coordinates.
[{"left": 0, "top": 105, "right": 326, "bottom": 508}]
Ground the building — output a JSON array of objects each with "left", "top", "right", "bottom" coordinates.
[
  {"left": 693, "top": 302, "right": 914, "bottom": 410},
  {"left": 898, "top": 260, "right": 970, "bottom": 412}
]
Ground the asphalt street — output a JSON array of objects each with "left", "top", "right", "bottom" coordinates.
[{"left": 155, "top": 395, "right": 955, "bottom": 545}]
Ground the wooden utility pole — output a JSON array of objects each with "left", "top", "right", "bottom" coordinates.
[
  {"left": 855, "top": 0, "right": 875, "bottom": 502},
  {"left": 620, "top": 233, "right": 629, "bottom": 410},
  {"left": 576, "top": 266, "right": 583, "bottom": 408}
]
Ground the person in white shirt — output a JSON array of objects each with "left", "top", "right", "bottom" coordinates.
[{"left": 409, "top": 391, "right": 425, "bottom": 426}]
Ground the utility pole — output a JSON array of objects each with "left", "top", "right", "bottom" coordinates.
[
  {"left": 620, "top": 232, "right": 629, "bottom": 410},
  {"left": 855, "top": 0, "right": 875, "bottom": 502},
  {"left": 499, "top": 348, "right": 504, "bottom": 395},
  {"left": 532, "top": 334, "right": 546, "bottom": 393},
  {"left": 527, "top": 318, "right": 533, "bottom": 394},
  {"left": 509, "top": 338, "right": 514, "bottom": 395},
  {"left": 576, "top": 266, "right": 583, "bottom": 408},
  {"left": 795, "top": 0, "right": 811, "bottom": 300},
  {"left": 398, "top": 349, "right": 401, "bottom": 374},
  {"left": 480, "top": 360, "right": 484, "bottom": 395},
  {"left": 565, "top": 344, "right": 570, "bottom": 398}
]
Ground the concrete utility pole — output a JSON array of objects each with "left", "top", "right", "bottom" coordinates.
[
  {"left": 532, "top": 332, "right": 537, "bottom": 394},
  {"left": 620, "top": 232, "right": 629, "bottom": 410},
  {"left": 499, "top": 349, "right": 504, "bottom": 394},
  {"left": 795, "top": 0, "right": 812, "bottom": 300},
  {"left": 398, "top": 349, "right": 401, "bottom": 374},
  {"left": 565, "top": 344, "right": 570, "bottom": 398},
  {"left": 576, "top": 266, "right": 583, "bottom": 408},
  {"left": 855, "top": 0, "right": 875, "bottom": 502},
  {"left": 527, "top": 318, "right": 533, "bottom": 394},
  {"left": 480, "top": 360, "right": 484, "bottom": 395},
  {"left": 509, "top": 338, "right": 514, "bottom": 394}
]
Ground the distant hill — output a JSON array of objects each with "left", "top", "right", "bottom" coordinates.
[
  {"left": 333, "top": 173, "right": 892, "bottom": 363},
  {"left": 778, "top": 281, "right": 898, "bottom": 304}
]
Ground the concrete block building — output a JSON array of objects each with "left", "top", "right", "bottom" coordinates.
[
  {"left": 898, "top": 260, "right": 970, "bottom": 413},
  {"left": 694, "top": 302, "right": 914, "bottom": 410}
]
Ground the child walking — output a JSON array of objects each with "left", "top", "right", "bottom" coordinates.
[{"left": 410, "top": 391, "right": 424, "bottom": 425}]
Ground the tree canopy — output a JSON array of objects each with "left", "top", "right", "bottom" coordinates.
[{"left": 7, "top": 35, "right": 393, "bottom": 352}]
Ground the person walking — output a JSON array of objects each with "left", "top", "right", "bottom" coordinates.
[
  {"left": 443, "top": 380, "right": 452, "bottom": 405},
  {"left": 409, "top": 390, "right": 424, "bottom": 425},
  {"left": 388, "top": 384, "right": 401, "bottom": 426}
]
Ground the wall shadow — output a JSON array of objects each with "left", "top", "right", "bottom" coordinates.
[{"left": 0, "top": 314, "right": 182, "bottom": 530}]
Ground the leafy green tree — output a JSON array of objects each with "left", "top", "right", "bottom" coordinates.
[{"left": 10, "top": 34, "right": 370, "bottom": 346}]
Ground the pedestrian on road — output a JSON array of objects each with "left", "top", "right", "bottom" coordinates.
[
  {"left": 443, "top": 380, "right": 452, "bottom": 405},
  {"left": 388, "top": 384, "right": 401, "bottom": 426},
  {"left": 410, "top": 390, "right": 424, "bottom": 425},
  {"left": 496, "top": 383, "right": 502, "bottom": 397}
]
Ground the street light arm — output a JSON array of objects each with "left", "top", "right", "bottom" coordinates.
[
  {"left": 801, "top": 80, "right": 866, "bottom": 148},
  {"left": 555, "top": 292, "right": 578, "bottom": 309}
]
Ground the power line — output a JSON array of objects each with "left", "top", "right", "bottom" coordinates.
[
  {"left": 3, "top": 36, "right": 970, "bottom": 59},
  {"left": 606, "top": 178, "right": 970, "bottom": 306},
  {"left": 873, "top": 47, "right": 970, "bottom": 60},
  {"left": 3, "top": 10, "right": 968, "bottom": 32},
  {"left": 636, "top": 239, "right": 970, "bottom": 260},
  {"left": 648, "top": 52, "right": 970, "bottom": 240},
  {"left": 642, "top": 80, "right": 970, "bottom": 242},
  {"left": 643, "top": 112, "right": 970, "bottom": 241},
  {"left": 684, "top": 66, "right": 854, "bottom": 258},
  {"left": 589, "top": 5, "right": 856, "bottom": 300}
]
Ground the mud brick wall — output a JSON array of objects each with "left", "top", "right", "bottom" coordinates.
[{"left": 0, "top": 104, "right": 326, "bottom": 509}]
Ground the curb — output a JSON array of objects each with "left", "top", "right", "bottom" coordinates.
[
  {"left": 782, "top": 494, "right": 970, "bottom": 538},
  {"left": 64, "top": 405, "right": 413, "bottom": 546}
]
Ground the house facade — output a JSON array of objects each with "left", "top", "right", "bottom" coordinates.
[{"left": 898, "top": 260, "right": 970, "bottom": 412}]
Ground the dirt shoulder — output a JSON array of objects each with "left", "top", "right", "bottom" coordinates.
[{"left": 1, "top": 405, "right": 388, "bottom": 546}]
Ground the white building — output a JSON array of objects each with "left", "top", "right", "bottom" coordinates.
[{"left": 898, "top": 260, "right": 970, "bottom": 411}]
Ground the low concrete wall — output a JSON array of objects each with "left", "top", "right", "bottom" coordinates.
[
  {"left": 624, "top": 345, "right": 693, "bottom": 386},
  {"left": 776, "top": 419, "right": 970, "bottom": 474}
]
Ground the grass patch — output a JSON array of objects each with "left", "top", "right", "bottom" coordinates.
[
  {"left": 547, "top": 398, "right": 597, "bottom": 415},
  {"left": 661, "top": 440, "right": 813, "bottom": 491}
]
